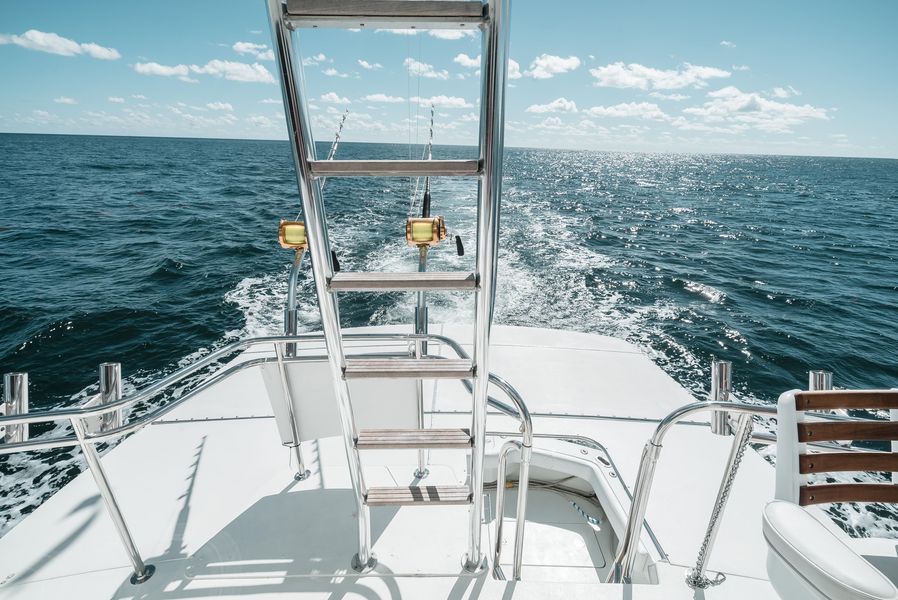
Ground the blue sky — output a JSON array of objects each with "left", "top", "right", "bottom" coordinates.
[{"left": 1, "top": 0, "right": 896, "bottom": 157}]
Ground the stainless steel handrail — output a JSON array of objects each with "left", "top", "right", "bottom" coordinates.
[
  {"left": 606, "top": 401, "right": 776, "bottom": 584},
  {"left": 0, "top": 332, "right": 470, "bottom": 429},
  {"left": 493, "top": 439, "right": 531, "bottom": 581},
  {"left": 0, "top": 331, "right": 534, "bottom": 583},
  {"left": 484, "top": 373, "right": 532, "bottom": 581}
]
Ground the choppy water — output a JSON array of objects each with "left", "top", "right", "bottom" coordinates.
[{"left": 1, "top": 133, "right": 897, "bottom": 536}]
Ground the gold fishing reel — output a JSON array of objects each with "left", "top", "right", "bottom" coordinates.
[
  {"left": 405, "top": 216, "right": 447, "bottom": 247},
  {"left": 278, "top": 220, "right": 307, "bottom": 250}
]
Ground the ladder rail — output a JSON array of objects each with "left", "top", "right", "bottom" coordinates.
[
  {"left": 266, "top": 0, "right": 375, "bottom": 572},
  {"left": 466, "top": 0, "right": 512, "bottom": 571}
]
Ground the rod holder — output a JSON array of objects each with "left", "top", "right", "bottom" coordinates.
[
  {"left": 99, "top": 363, "right": 123, "bottom": 431},
  {"left": 2, "top": 372, "right": 29, "bottom": 443},
  {"left": 84, "top": 364, "right": 123, "bottom": 435},
  {"left": 709, "top": 361, "right": 732, "bottom": 436},
  {"left": 808, "top": 370, "right": 833, "bottom": 391}
]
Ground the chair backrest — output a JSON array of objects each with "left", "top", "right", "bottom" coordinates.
[{"left": 775, "top": 389, "right": 898, "bottom": 506}]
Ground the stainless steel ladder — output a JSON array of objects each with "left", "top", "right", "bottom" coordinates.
[{"left": 265, "top": 0, "right": 512, "bottom": 572}]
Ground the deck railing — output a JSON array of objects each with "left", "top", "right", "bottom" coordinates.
[{"left": 0, "top": 331, "right": 535, "bottom": 585}]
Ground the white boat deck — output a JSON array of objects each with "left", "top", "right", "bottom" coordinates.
[{"left": 0, "top": 325, "right": 790, "bottom": 598}]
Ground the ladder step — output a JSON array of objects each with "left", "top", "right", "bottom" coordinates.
[
  {"left": 365, "top": 485, "right": 473, "bottom": 506},
  {"left": 329, "top": 272, "right": 477, "bottom": 292},
  {"left": 309, "top": 159, "right": 480, "bottom": 178},
  {"left": 286, "top": 0, "right": 485, "bottom": 29},
  {"left": 356, "top": 428, "right": 472, "bottom": 449},
  {"left": 344, "top": 358, "right": 473, "bottom": 379}
]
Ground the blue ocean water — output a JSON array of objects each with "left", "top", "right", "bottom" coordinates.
[{"left": 1, "top": 133, "right": 897, "bottom": 534}]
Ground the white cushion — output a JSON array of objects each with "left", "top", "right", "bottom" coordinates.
[{"left": 763, "top": 500, "right": 898, "bottom": 600}]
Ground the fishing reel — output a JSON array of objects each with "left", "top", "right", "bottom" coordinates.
[
  {"left": 405, "top": 215, "right": 464, "bottom": 256},
  {"left": 278, "top": 219, "right": 341, "bottom": 271},
  {"left": 278, "top": 220, "right": 307, "bottom": 251}
]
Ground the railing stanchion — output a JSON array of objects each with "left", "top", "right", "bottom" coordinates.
[
  {"left": 709, "top": 360, "right": 732, "bottom": 435},
  {"left": 99, "top": 363, "right": 123, "bottom": 432},
  {"left": 71, "top": 416, "right": 154, "bottom": 584},
  {"left": 3, "top": 373, "right": 29, "bottom": 443},
  {"left": 808, "top": 370, "right": 833, "bottom": 391}
]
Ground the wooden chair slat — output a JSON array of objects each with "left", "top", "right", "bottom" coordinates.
[
  {"left": 799, "top": 452, "right": 898, "bottom": 474},
  {"left": 795, "top": 390, "right": 898, "bottom": 411},
  {"left": 799, "top": 483, "right": 898, "bottom": 505},
  {"left": 797, "top": 421, "right": 898, "bottom": 443}
]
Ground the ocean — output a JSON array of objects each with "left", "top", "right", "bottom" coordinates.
[{"left": 1, "top": 132, "right": 897, "bottom": 535}]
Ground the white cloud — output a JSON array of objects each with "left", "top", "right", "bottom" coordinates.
[
  {"left": 536, "top": 116, "right": 564, "bottom": 129},
  {"left": 108, "top": 96, "right": 125, "bottom": 104},
  {"left": 248, "top": 115, "right": 275, "bottom": 128},
  {"left": 525, "top": 54, "right": 581, "bottom": 79},
  {"left": 362, "top": 93, "right": 404, "bottom": 103},
  {"left": 0, "top": 29, "right": 120, "bottom": 60},
  {"left": 232, "top": 41, "right": 274, "bottom": 61},
  {"left": 649, "top": 92, "right": 690, "bottom": 101},
  {"left": 454, "top": 54, "right": 521, "bottom": 80},
  {"left": 587, "top": 102, "right": 668, "bottom": 120},
  {"left": 167, "top": 104, "right": 239, "bottom": 128},
  {"left": 590, "top": 62, "right": 729, "bottom": 90},
  {"left": 771, "top": 85, "right": 801, "bottom": 98},
  {"left": 321, "top": 92, "right": 350, "bottom": 104},
  {"left": 526, "top": 97, "right": 578, "bottom": 114},
  {"left": 190, "top": 60, "right": 275, "bottom": 84},
  {"left": 357, "top": 59, "right": 382, "bottom": 70},
  {"left": 428, "top": 30, "right": 476, "bottom": 40},
  {"left": 133, "top": 62, "right": 194, "bottom": 82},
  {"left": 453, "top": 53, "right": 480, "bottom": 68},
  {"left": 720, "top": 40, "right": 736, "bottom": 48},
  {"left": 206, "top": 101, "right": 233, "bottom": 111},
  {"left": 404, "top": 57, "right": 449, "bottom": 80},
  {"left": 375, "top": 29, "right": 476, "bottom": 40},
  {"left": 260, "top": 98, "right": 281, "bottom": 104},
  {"left": 302, "top": 53, "right": 328, "bottom": 66},
  {"left": 732, "top": 64, "right": 750, "bottom": 71},
  {"left": 376, "top": 28, "right": 419, "bottom": 36},
  {"left": 53, "top": 96, "right": 77, "bottom": 104},
  {"left": 411, "top": 95, "right": 473, "bottom": 109},
  {"left": 323, "top": 67, "right": 349, "bottom": 78},
  {"left": 131, "top": 94, "right": 147, "bottom": 100},
  {"left": 680, "top": 86, "right": 827, "bottom": 133}
]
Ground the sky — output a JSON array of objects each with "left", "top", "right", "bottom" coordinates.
[{"left": 1, "top": 1, "right": 897, "bottom": 158}]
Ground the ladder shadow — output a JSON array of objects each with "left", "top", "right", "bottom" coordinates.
[{"left": 109, "top": 486, "right": 402, "bottom": 599}]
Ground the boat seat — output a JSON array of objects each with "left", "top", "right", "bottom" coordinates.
[
  {"left": 769, "top": 389, "right": 898, "bottom": 599},
  {"left": 763, "top": 500, "right": 898, "bottom": 600}
]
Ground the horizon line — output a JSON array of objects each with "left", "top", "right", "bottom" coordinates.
[{"left": 1, "top": 130, "right": 896, "bottom": 161}]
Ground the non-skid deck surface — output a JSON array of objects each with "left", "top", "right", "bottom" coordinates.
[{"left": 0, "top": 325, "right": 782, "bottom": 599}]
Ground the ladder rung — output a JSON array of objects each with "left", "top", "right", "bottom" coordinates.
[
  {"left": 309, "top": 159, "right": 480, "bottom": 178},
  {"left": 329, "top": 272, "right": 476, "bottom": 292},
  {"left": 356, "top": 428, "right": 472, "bottom": 449},
  {"left": 286, "top": 0, "right": 485, "bottom": 29},
  {"left": 365, "top": 485, "right": 472, "bottom": 506},
  {"left": 344, "top": 358, "right": 473, "bottom": 379}
]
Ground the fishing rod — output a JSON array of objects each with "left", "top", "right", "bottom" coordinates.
[{"left": 320, "top": 108, "right": 349, "bottom": 192}]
